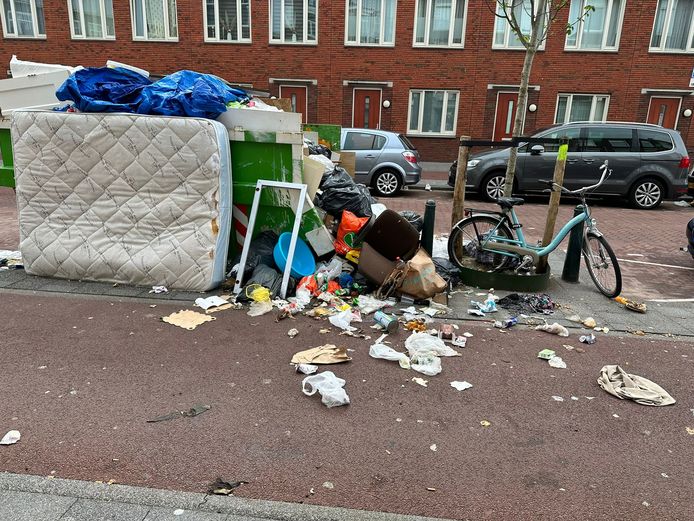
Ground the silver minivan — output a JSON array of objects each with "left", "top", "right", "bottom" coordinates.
[
  {"left": 449, "top": 122, "right": 690, "bottom": 209},
  {"left": 340, "top": 128, "right": 422, "bottom": 196}
]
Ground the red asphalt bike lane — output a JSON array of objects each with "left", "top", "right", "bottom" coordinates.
[{"left": 1, "top": 292, "right": 693, "bottom": 520}]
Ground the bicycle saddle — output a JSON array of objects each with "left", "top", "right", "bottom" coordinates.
[{"left": 496, "top": 197, "right": 525, "bottom": 209}]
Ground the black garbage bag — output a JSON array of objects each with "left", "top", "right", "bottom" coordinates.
[
  {"left": 399, "top": 211, "right": 424, "bottom": 232},
  {"left": 688, "top": 216, "right": 694, "bottom": 259},
  {"left": 228, "top": 230, "right": 279, "bottom": 281},
  {"left": 314, "top": 167, "right": 376, "bottom": 218},
  {"left": 308, "top": 143, "right": 332, "bottom": 159},
  {"left": 432, "top": 257, "right": 462, "bottom": 287},
  {"left": 241, "top": 263, "right": 296, "bottom": 300}
]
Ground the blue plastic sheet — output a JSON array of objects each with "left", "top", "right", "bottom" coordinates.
[{"left": 56, "top": 67, "right": 250, "bottom": 119}]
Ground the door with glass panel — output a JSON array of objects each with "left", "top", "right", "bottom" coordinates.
[
  {"left": 279, "top": 85, "right": 308, "bottom": 123},
  {"left": 647, "top": 97, "right": 680, "bottom": 129},
  {"left": 353, "top": 88, "right": 381, "bottom": 129},
  {"left": 493, "top": 92, "right": 519, "bottom": 141}
]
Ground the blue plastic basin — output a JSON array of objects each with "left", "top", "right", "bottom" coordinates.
[{"left": 273, "top": 232, "right": 316, "bottom": 279}]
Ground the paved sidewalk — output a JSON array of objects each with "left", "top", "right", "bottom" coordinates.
[{"left": 0, "top": 473, "right": 452, "bottom": 521}]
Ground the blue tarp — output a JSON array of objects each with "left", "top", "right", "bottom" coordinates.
[{"left": 56, "top": 67, "right": 250, "bottom": 119}]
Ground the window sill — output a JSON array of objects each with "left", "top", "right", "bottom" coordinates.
[
  {"left": 491, "top": 46, "right": 545, "bottom": 51},
  {"left": 269, "top": 41, "right": 318, "bottom": 46},
  {"left": 563, "top": 48, "right": 619, "bottom": 53},
  {"left": 71, "top": 36, "right": 116, "bottom": 41},
  {"left": 406, "top": 133, "right": 457, "bottom": 139},
  {"left": 203, "top": 39, "right": 252, "bottom": 44},
  {"left": 412, "top": 44, "right": 465, "bottom": 49},
  {"left": 344, "top": 42, "right": 395, "bottom": 48},
  {"left": 133, "top": 37, "right": 180, "bottom": 43},
  {"left": 648, "top": 48, "right": 694, "bottom": 54},
  {"left": 2, "top": 35, "right": 47, "bottom": 40}
]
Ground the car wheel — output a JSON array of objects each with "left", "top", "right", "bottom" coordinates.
[
  {"left": 629, "top": 178, "right": 664, "bottom": 210},
  {"left": 373, "top": 169, "right": 402, "bottom": 197},
  {"left": 481, "top": 172, "right": 507, "bottom": 202}
]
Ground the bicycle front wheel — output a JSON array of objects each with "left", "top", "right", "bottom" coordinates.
[
  {"left": 448, "top": 215, "right": 514, "bottom": 272},
  {"left": 582, "top": 232, "right": 622, "bottom": 298}
]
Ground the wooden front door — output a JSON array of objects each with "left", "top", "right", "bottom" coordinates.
[
  {"left": 494, "top": 92, "right": 519, "bottom": 141},
  {"left": 353, "top": 89, "right": 382, "bottom": 129},
  {"left": 279, "top": 85, "right": 308, "bottom": 123},
  {"left": 647, "top": 97, "right": 680, "bottom": 128}
]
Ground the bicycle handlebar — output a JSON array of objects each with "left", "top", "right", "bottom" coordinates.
[{"left": 541, "top": 160, "right": 611, "bottom": 196}]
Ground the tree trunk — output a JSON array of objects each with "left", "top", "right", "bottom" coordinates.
[
  {"left": 503, "top": 0, "right": 548, "bottom": 197},
  {"left": 451, "top": 136, "right": 471, "bottom": 227}
]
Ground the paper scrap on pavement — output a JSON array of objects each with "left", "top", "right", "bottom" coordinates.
[
  {"left": 412, "top": 377, "right": 428, "bottom": 387},
  {"left": 450, "top": 381, "right": 473, "bottom": 391},
  {"left": 149, "top": 285, "right": 168, "bottom": 294},
  {"left": 291, "top": 344, "right": 352, "bottom": 365},
  {"left": 194, "top": 296, "right": 230, "bottom": 312},
  {"left": 598, "top": 365, "right": 676, "bottom": 406},
  {"left": 0, "top": 430, "right": 20, "bottom": 445},
  {"left": 162, "top": 310, "right": 215, "bottom": 330}
]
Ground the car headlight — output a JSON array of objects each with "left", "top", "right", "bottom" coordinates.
[{"left": 467, "top": 159, "right": 480, "bottom": 168}]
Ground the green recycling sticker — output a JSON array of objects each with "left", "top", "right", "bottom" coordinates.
[{"left": 557, "top": 144, "right": 569, "bottom": 161}]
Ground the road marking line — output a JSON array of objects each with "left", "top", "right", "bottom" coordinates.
[
  {"left": 617, "top": 258, "right": 694, "bottom": 271},
  {"left": 648, "top": 298, "right": 694, "bottom": 303}
]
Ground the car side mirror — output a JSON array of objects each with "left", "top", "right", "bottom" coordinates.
[{"left": 530, "top": 145, "right": 544, "bottom": 155}]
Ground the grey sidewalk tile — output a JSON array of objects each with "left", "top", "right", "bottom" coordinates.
[
  {"left": 0, "top": 490, "right": 76, "bottom": 521},
  {"left": 144, "top": 507, "right": 228, "bottom": 520},
  {"left": 61, "top": 498, "right": 150, "bottom": 521},
  {"left": 0, "top": 269, "right": 29, "bottom": 287}
]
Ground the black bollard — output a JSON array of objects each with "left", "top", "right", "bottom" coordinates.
[
  {"left": 421, "top": 199, "right": 436, "bottom": 256},
  {"left": 561, "top": 205, "right": 585, "bottom": 283}
]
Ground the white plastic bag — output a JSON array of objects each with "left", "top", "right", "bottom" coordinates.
[
  {"left": 247, "top": 300, "right": 273, "bottom": 317},
  {"left": 329, "top": 309, "right": 356, "bottom": 332},
  {"left": 302, "top": 371, "right": 350, "bottom": 408},
  {"left": 411, "top": 355, "right": 442, "bottom": 376},
  {"left": 296, "top": 364, "right": 318, "bottom": 375},
  {"left": 0, "top": 430, "right": 20, "bottom": 445},
  {"left": 548, "top": 355, "right": 567, "bottom": 369},
  {"left": 357, "top": 295, "right": 392, "bottom": 315},
  {"left": 315, "top": 258, "right": 343, "bottom": 286},
  {"left": 369, "top": 343, "right": 411, "bottom": 369},
  {"left": 535, "top": 322, "right": 570, "bottom": 337},
  {"left": 405, "top": 332, "right": 461, "bottom": 358}
]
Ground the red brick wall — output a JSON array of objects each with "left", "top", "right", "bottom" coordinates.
[{"left": 2, "top": 0, "right": 693, "bottom": 161}]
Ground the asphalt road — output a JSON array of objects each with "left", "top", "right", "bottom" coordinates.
[{"left": 1, "top": 292, "right": 693, "bottom": 520}]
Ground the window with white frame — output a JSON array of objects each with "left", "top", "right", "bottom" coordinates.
[
  {"left": 408, "top": 89, "right": 459, "bottom": 135},
  {"left": 205, "top": 0, "right": 250, "bottom": 41},
  {"left": 493, "top": 0, "right": 544, "bottom": 49},
  {"left": 1, "top": 0, "right": 45, "bottom": 37},
  {"left": 555, "top": 94, "right": 609, "bottom": 124},
  {"left": 270, "top": 0, "right": 317, "bottom": 44},
  {"left": 413, "top": 0, "right": 466, "bottom": 47},
  {"left": 565, "top": 0, "right": 624, "bottom": 50},
  {"left": 69, "top": 0, "right": 115, "bottom": 39},
  {"left": 346, "top": 0, "right": 396, "bottom": 46},
  {"left": 650, "top": 0, "right": 694, "bottom": 52},
  {"left": 132, "top": 0, "right": 177, "bottom": 40}
]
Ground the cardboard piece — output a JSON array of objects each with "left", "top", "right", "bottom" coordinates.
[
  {"left": 338, "top": 151, "right": 356, "bottom": 178},
  {"left": 291, "top": 344, "right": 352, "bottom": 365},
  {"left": 258, "top": 97, "right": 293, "bottom": 112},
  {"left": 162, "top": 310, "right": 216, "bottom": 330}
]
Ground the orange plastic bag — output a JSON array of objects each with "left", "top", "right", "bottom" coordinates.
[{"left": 334, "top": 211, "right": 369, "bottom": 256}]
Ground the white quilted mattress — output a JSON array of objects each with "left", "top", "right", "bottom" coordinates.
[{"left": 11, "top": 110, "right": 231, "bottom": 291}]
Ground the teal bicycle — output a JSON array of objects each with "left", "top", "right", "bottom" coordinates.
[{"left": 448, "top": 161, "right": 622, "bottom": 297}]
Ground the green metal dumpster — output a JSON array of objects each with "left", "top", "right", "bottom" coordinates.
[{"left": 0, "top": 120, "right": 14, "bottom": 188}]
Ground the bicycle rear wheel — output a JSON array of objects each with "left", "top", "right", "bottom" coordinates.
[
  {"left": 448, "top": 215, "right": 514, "bottom": 272},
  {"left": 582, "top": 232, "right": 622, "bottom": 298}
]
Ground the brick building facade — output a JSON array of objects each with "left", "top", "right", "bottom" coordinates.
[{"left": 1, "top": 0, "right": 693, "bottom": 162}]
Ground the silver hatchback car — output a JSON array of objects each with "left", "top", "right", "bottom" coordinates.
[{"left": 340, "top": 128, "right": 422, "bottom": 196}]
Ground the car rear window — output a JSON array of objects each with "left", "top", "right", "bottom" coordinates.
[
  {"left": 344, "top": 132, "right": 386, "bottom": 150},
  {"left": 638, "top": 129, "right": 674, "bottom": 153},
  {"left": 584, "top": 127, "right": 634, "bottom": 153},
  {"left": 398, "top": 134, "right": 416, "bottom": 150}
]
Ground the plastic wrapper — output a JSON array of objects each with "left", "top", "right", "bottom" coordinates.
[
  {"left": 243, "top": 264, "right": 294, "bottom": 299},
  {"left": 535, "top": 322, "right": 570, "bottom": 337},
  {"left": 302, "top": 371, "right": 350, "bottom": 408},
  {"left": 405, "top": 332, "right": 461, "bottom": 358},
  {"left": 369, "top": 343, "right": 410, "bottom": 369},
  {"left": 334, "top": 211, "right": 369, "bottom": 255}
]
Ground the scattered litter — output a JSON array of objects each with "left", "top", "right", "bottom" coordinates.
[
  {"left": 291, "top": 345, "right": 351, "bottom": 365},
  {"left": 425, "top": 183, "right": 432, "bottom": 191},
  {"left": 480, "top": 420, "right": 491, "bottom": 427},
  {"left": 374, "top": 310, "right": 399, "bottom": 332},
  {"left": 642, "top": 501, "right": 650, "bottom": 507},
  {"left": 412, "top": 377, "right": 428, "bottom": 387},
  {"left": 405, "top": 332, "right": 461, "bottom": 357},
  {"left": 613, "top": 414, "right": 620, "bottom": 418},
  {"left": 328, "top": 309, "right": 357, "bottom": 332},
  {"left": 467, "top": 309, "right": 486, "bottom": 317},
  {"left": 548, "top": 355, "right": 567, "bottom": 369},
  {"left": 471, "top": 295, "right": 497, "bottom": 313},
  {"left": 411, "top": 356, "right": 442, "bottom": 376},
  {"left": 162, "top": 310, "right": 215, "bottom": 330},
  {"left": 248, "top": 300, "right": 273, "bottom": 317},
  {"left": 287, "top": 328, "right": 299, "bottom": 338},
  {"left": 686, "top": 427, "right": 694, "bottom": 435},
  {"left": 369, "top": 343, "right": 410, "bottom": 369},
  {"left": 405, "top": 319, "right": 429, "bottom": 332},
  {"left": 0, "top": 430, "right": 20, "bottom": 445},
  {"left": 566, "top": 314, "right": 582, "bottom": 323},
  {"left": 661, "top": 473, "right": 669, "bottom": 478},
  {"left": 594, "top": 327, "right": 609, "bottom": 333},
  {"left": 194, "top": 296, "right": 230, "bottom": 312},
  {"left": 149, "top": 285, "right": 168, "bottom": 294},
  {"left": 426, "top": 487, "right": 436, "bottom": 492},
  {"left": 552, "top": 396, "right": 564, "bottom": 402},
  {"left": 563, "top": 344, "right": 575, "bottom": 351},
  {"left": 582, "top": 317, "right": 597, "bottom": 328},
  {"left": 319, "top": 328, "right": 331, "bottom": 334},
  {"left": 209, "top": 478, "right": 248, "bottom": 495},
  {"left": 357, "top": 295, "right": 392, "bottom": 315},
  {"left": 571, "top": 396, "right": 579, "bottom": 401},
  {"left": 463, "top": 332, "right": 473, "bottom": 338},
  {"left": 450, "top": 381, "right": 473, "bottom": 391},
  {"left": 535, "top": 323, "right": 569, "bottom": 337},
  {"left": 598, "top": 365, "right": 676, "bottom": 406},
  {"left": 147, "top": 404, "right": 210, "bottom": 423},
  {"left": 295, "top": 364, "right": 318, "bottom": 375},
  {"left": 429, "top": 444, "right": 437, "bottom": 451},
  {"left": 579, "top": 333, "right": 596, "bottom": 344},
  {"left": 674, "top": 200, "right": 691, "bottom": 207},
  {"left": 631, "top": 330, "right": 646, "bottom": 336},
  {"left": 616, "top": 296, "right": 648, "bottom": 312},
  {"left": 538, "top": 349, "right": 556, "bottom": 360},
  {"left": 497, "top": 293, "right": 555, "bottom": 315},
  {"left": 494, "top": 317, "right": 518, "bottom": 329},
  {"left": 322, "top": 481, "right": 335, "bottom": 489},
  {"left": 302, "top": 371, "right": 350, "bottom": 407},
  {"left": 173, "top": 509, "right": 184, "bottom": 516}
]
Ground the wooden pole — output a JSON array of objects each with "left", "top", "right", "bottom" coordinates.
[
  {"left": 537, "top": 139, "right": 569, "bottom": 273},
  {"left": 451, "top": 135, "right": 471, "bottom": 228}
]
